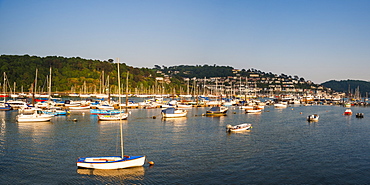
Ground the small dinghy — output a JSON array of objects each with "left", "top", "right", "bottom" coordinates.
[
  {"left": 307, "top": 114, "right": 319, "bottom": 121},
  {"left": 356, "top": 113, "right": 364, "bottom": 118},
  {"left": 226, "top": 123, "right": 252, "bottom": 132},
  {"left": 344, "top": 109, "right": 352, "bottom": 115}
]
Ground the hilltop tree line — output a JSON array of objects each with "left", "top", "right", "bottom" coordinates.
[
  {"left": 0, "top": 55, "right": 163, "bottom": 94},
  {"left": 0, "top": 55, "right": 326, "bottom": 95}
]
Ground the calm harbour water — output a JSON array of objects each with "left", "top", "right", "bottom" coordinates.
[{"left": 1, "top": 104, "right": 370, "bottom": 184}]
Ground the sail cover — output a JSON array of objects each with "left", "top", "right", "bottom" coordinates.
[
  {"left": 162, "top": 107, "right": 175, "bottom": 114},
  {"left": 209, "top": 107, "right": 221, "bottom": 112}
]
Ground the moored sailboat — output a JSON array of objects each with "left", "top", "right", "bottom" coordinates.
[
  {"left": 161, "top": 107, "right": 187, "bottom": 118},
  {"left": 205, "top": 106, "right": 228, "bottom": 116},
  {"left": 77, "top": 59, "right": 147, "bottom": 169},
  {"left": 98, "top": 113, "right": 129, "bottom": 121},
  {"left": 0, "top": 72, "right": 12, "bottom": 111},
  {"left": 245, "top": 106, "right": 262, "bottom": 113},
  {"left": 97, "top": 60, "right": 129, "bottom": 121}
]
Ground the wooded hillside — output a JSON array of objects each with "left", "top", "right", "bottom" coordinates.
[
  {"left": 0, "top": 55, "right": 160, "bottom": 93},
  {"left": 321, "top": 80, "right": 370, "bottom": 97},
  {"left": 1, "top": 55, "right": 326, "bottom": 95}
]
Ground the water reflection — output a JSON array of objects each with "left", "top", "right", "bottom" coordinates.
[
  {"left": 307, "top": 120, "right": 319, "bottom": 123},
  {"left": 69, "top": 109, "right": 91, "bottom": 115},
  {"left": 98, "top": 120, "right": 127, "bottom": 124},
  {"left": 162, "top": 117, "right": 187, "bottom": 125},
  {"left": 0, "top": 113, "right": 5, "bottom": 157},
  {"left": 246, "top": 111, "right": 262, "bottom": 115},
  {"left": 204, "top": 114, "right": 227, "bottom": 124},
  {"left": 16, "top": 121, "right": 54, "bottom": 146},
  {"left": 77, "top": 166, "right": 145, "bottom": 180},
  {"left": 17, "top": 121, "right": 53, "bottom": 131},
  {"left": 226, "top": 129, "right": 252, "bottom": 136},
  {"left": 2, "top": 104, "right": 370, "bottom": 184}
]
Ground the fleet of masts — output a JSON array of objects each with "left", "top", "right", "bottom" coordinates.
[{"left": 1, "top": 68, "right": 370, "bottom": 110}]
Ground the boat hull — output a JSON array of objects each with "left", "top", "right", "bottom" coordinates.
[
  {"left": 344, "top": 109, "right": 352, "bottom": 115},
  {"left": 0, "top": 107, "right": 12, "bottom": 111},
  {"left": 161, "top": 108, "right": 187, "bottom": 118},
  {"left": 161, "top": 112, "right": 187, "bottom": 118},
  {"left": 226, "top": 123, "right": 252, "bottom": 132},
  {"left": 307, "top": 114, "right": 319, "bottom": 121},
  {"left": 98, "top": 113, "right": 128, "bottom": 121},
  {"left": 16, "top": 116, "right": 52, "bottom": 122},
  {"left": 246, "top": 109, "right": 262, "bottom": 113},
  {"left": 76, "top": 155, "right": 146, "bottom": 169},
  {"left": 90, "top": 109, "right": 124, "bottom": 115},
  {"left": 205, "top": 106, "right": 228, "bottom": 116},
  {"left": 69, "top": 106, "right": 90, "bottom": 110},
  {"left": 205, "top": 112, "right": 227, "bottom": 116},
  {"left": 274, "top": 104, "right": 287, "bottom": 108},
  {"left": 177, "top": 104, "right": 192, "bottom": 109}
]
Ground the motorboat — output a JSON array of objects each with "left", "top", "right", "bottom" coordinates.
[
  {"left": 161, "top": 107, "right": 187, "bottom": 118},
  {"left": 16, "top": 109, "right": 53, "bottom": 122},
  {"left": 274, "top": 103, "right": 287, "bottom": 108},
  {"left": 6, "top": 100, "right": 28, "bottom": 109},
  {"left": 245, "top": 107, "right": 262, "bottom": 113},
  {"left": 344, "top": 109, "right": 352, "bottom": 115},
  {"left": 18, "top": 106, "right": 40, "bottom": 114},
  {"left": 307, "top": 114, "right": 319, "bottom": 121},
  {"left": 0, "top": 102, "right": 12, "bottom": 111},
  {"left": 226, "top": 123, "right": 252, "bottom": 132}
]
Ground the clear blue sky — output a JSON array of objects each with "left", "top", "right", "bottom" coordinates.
[{"left": 1, "top": 0, "right": 370, "bottom": 84}]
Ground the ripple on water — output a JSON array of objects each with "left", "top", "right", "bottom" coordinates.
[{"left": 1, "top": 105, "right": 370, "bottom": 184}]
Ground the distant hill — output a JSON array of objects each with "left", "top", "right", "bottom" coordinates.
[{"left": 321, "top": 80, "right": 370, "bottom": 97}]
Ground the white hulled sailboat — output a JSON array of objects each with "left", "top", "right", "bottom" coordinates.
[{"left": 77, "top": 59, "right": 146, "bottom": 169}]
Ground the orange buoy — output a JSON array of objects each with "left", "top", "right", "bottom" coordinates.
[{"left": 148, "top": 161, "right": 154, "bottom": 165}]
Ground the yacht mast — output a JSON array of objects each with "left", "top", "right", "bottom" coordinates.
[
  {"left": 48, "top": 67, "right": 52, "bottom": 108},
  {"left": 117, "top": 58, "right": 124, "bottom": 158}
]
